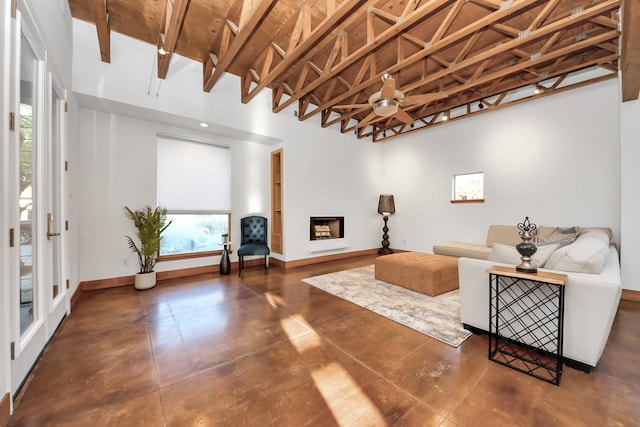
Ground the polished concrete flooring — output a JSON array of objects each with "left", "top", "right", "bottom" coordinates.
[{"left": 8, "top": 255, "right": 640, "bottom": 426}]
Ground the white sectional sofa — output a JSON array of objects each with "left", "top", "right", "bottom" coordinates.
[{"left": 434, "top": 225, "right": 622, "bottom": 372}]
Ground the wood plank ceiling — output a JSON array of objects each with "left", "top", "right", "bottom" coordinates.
[{"left": 69, "top": 0, "right": 639, "bottom": 142}]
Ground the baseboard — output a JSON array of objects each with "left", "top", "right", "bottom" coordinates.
[
  {"left": 0, "top": 392, "right": 9, "bottom": 427},
  {"left": 79, "top": 249, "right": 380, "bottom": 290},
  {"left": 70, "top": 285, "right": 83, "bottom": 309},
  {"left": 81, "top": 274, "right": 135, "bottom": 291},
  {"left": 621, "top": 289, "right": 640, "bottom": 302}
]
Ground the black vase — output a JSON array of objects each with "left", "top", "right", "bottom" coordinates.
[
  {"left": 220, "top": 246, "right": 231, "bottom": 275},
  {"left": 516, "top": 240, "right": 538, "bottom": 273}
]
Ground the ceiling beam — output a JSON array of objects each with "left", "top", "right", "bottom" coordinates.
[
  {"left": 271, "top": 0, "right": 454, "bottom": 113},
  {"left": 93, "top": 0, "right": 110, "bottom": 63},
  {"left": 395, "top": 2, "right": 620, "bottom": 104},
  {"left": 240, "top": 0, "right": 374, "bottom": 104},
  {"left": 305, "top": 0, "right": 619, "bottom": 122},
  {"left": 298, "top": 0, "right": 547, "bottom": 120},
  {"left": 157, "top": 0, "right": 191, "bottom": 79},
  {"left": 203, "top": 0, "right": 277, "bottom": 92},
  {"left": 621, "top": 0, "right": 640, "bottom": 101}
]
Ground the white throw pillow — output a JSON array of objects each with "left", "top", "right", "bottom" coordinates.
[
  {"left": 544, "top": 230, "right": 610, "bottom": 274},
  {"left": 487, "top": 242, "right": 560, "bottom": 268}
]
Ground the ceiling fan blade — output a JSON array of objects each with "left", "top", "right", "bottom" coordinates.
[
  {"left": 393, "top": 108, "right": 414, "bottom": 125},
  {"left": 356, "top": 111, "right": 379, "bottom": 129},
  {"left": 401, "top": 92, "right": 449, "bottom": 106},
  {"left": 380, "top": 77, "right": 396, "bottom": 99},
  {"left": 334, "top": 103, "right": 370, "bottom": 109}
]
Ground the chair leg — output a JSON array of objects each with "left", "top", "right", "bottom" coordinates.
[
  {"left": 238, "top": 256, "right": 243, "bottom": 276},
  {"left": 264, "top": 255, "right": 269, "bottom": 269}
]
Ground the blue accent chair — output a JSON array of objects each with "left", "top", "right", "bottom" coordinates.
[{"left": 237, "top": 216, "right": 270, "bottom": 275}]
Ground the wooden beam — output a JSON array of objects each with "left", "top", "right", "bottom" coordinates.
[
  {"left": 203, "top": 0, "right": 277, "bottom": 92},
  {"left": 304, "top": 0, "right": 619, "bottom": 121},
  {"left": 240, "top": 0, "right": 372, "bottom": 103},
  {"left": 93, "top": 0, "right": 110, "bottom": 63},
  {"left": 299, "top": 0, "right": 547, "bottom": 120},
  {"left": 621, "top": 0, "right": 640, "bottom": 101},
  {"left": 157, "top": 0, "right": 190, "bottom": 79},
  {"left": 272, "top": 0, "right": 453, "bottom": 113}
]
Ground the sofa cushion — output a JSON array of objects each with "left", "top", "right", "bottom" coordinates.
[
  {"left": 485, "top": 225, "right": 524, "bottom": 247},
  {"left": 544, "top": 230, "right": 610, "bottom": 274},
  {"left": 432, "top": 242, "right": 492, "bottom": 259},
  {"left": 487, "top": 242, "right": 560, "bottom": 268}
]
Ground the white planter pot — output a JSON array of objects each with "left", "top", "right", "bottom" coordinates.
[{"left": 135, "top": 271, "right": 157, "bottom": 290}]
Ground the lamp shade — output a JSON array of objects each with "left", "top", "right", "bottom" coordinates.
[{"left": 377, "top": 194, "right": 396, "bottom": 216}]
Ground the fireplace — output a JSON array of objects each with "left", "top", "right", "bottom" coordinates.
[{"left": 310, "top": 217, "right": 344, "bottom": 241}]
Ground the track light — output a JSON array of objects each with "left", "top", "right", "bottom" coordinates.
[
  {"left": 478, "top": 101, "right": 484, "bottom": 109},
  {"left": 383, "top": 131, "right": 386, "bottom": 137},
  {"left": 534, "top": 84, "right": 546, "bottom": 94},
  {"left": 442, "top": 110, "right": 450, "bottom": 121}
]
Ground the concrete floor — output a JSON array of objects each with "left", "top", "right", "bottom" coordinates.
[{"left": 8, "top": 255, "right": 640, "bottom": 426}]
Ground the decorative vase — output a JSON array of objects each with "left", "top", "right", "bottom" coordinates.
[
  {"left": 220, "top": 246, "right": 231, "bottom": 275},
  {"left": 516, "top": 216, "right": 538, "bottom": 273},
  {"left": 135, "top": 271, "right": 157, "bottom": 290}
]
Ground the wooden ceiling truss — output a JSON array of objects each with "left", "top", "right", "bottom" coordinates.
[{"left": 69, "top": 0, "right": 634, "bottom": 141}]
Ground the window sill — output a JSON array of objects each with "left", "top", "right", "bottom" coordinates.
[
  {"left": 450, "top": 199, "right": 485, "bottom": 204},
  {"left": 158, "top": 249, "right": 230, "bottom": 261}
]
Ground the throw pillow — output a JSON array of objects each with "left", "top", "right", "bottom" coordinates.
[
  {"left": 487, "top": 242, "right": 560, "bottom": 268},
  {"left": 533, "top": 226, "right": 580, "bottom": 247},
  {"left": 544, "top": 230, "right": 610, "bottom": 274}
]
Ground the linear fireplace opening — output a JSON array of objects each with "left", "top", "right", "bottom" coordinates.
[{"left": 310, "top": 216, "right": 345, "bottom": 241}]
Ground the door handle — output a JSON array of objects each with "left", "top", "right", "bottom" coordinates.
[{"left": 47, "top": 213, "right": 60, "bottom": 240}]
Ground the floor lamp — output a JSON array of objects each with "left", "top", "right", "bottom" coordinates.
[{"left": 377, "top": 194, "right": 395, "bottom": 255}]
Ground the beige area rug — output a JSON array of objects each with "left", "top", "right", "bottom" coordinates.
[{"left": 302, "top": 265, "right": 472, "bottom": 347}]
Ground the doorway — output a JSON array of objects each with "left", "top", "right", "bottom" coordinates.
[{"left": 10, "top": 8, "right": 68, "bottom": 397}]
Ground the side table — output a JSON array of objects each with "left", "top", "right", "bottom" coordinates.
[
  {"left": 487, "top": 265, "right": 567, "bottom": 385},
  {"left": 219, "top": 242, "right": 232, "bottom": 275}
]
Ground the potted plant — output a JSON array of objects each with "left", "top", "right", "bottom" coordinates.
[
  {"left": 221, "top": 233, "right": 229, "bottom": 244},
  {"left": 124, "top": 205, "right": 172, "bottom": 290}
]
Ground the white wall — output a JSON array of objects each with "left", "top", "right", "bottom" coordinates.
[
  {"left": 72, "top": 19, "right": 385, "bottom": 273},
  {"left": 381, "top": 79, "right": 621, "bottom": 255},
  {"left": 279, "top": 121, "right": 384, "bottom": 260},
  {"left": 620, "top": 97, "right": 640, "bottom": 291},
  {"left": 77, "top": 109, "right": 271, "bottom": 281},
  {"left": 22, "top": 0, "right": 73, "bottom": 88}
]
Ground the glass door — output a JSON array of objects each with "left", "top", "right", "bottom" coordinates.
[
  {"left": 10, "top": 12, "right": 52, "bottom": 397},
  {"left": 46, "top": 83, "right": 67, "bottom": 334},
  {"left": 18, "top": 34, "right": 37, "bottom": 338}
]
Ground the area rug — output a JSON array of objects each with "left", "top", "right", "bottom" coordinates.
[{"left": 302, "top": 265, "right": 472, "bottom": 347}]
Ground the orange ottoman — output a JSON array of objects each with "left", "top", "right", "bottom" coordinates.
[{"left": 375, "top": 252, "right": 459, "bottom": 297}]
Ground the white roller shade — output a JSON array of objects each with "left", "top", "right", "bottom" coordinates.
[{"left": 157, "top": 135, "right": 231, "bottom": 211}]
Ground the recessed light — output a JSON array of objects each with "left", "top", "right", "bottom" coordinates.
[{"left": 199, "top": 122, "right": 209, "bottom": 128}]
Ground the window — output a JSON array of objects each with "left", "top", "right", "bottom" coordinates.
[
  {"left": 157, "top": 135, "right": 231, "bottom": 258},
  {"left": 160, "top": 213, "right": 229, "bottom": 256},
  {"left": 452, "top": 172, "right": 484, "bottom": 202}
]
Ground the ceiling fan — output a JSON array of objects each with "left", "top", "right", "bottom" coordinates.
[{"left": 335, "top": 73, "right": 448, "bottom": 128}]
